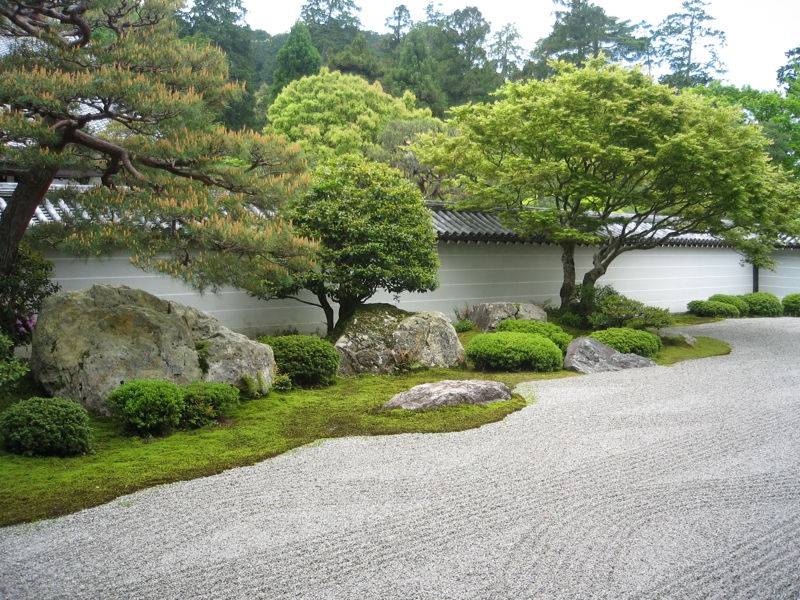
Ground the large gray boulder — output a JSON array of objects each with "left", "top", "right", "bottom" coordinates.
[
  {"left": 30, "top": 285, "right": 275, "bottom": 415},
  {"left": 564, "top": 337, "right": 657, "bottom": 374},
  {"left": 471, "top": 302, "right": 547, "bottom": 332},
  {"left": 383, "top": 379, "right": 512, "bottom": 410},
  {"left": 335, "top": 304, "right": 464, "bottom": 376}
]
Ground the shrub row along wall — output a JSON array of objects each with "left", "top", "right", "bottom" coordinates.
[{"left": 43, "top": 241, "right": 800, "bottom": 336}]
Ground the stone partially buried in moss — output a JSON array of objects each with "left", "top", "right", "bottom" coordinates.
[{"left": 383, "top": 380, "right": 512, "bottom": 410}]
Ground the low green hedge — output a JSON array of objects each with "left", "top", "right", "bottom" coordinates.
[
  {"left": 782, "top": 293, "right": 800, "bottom": 317},
  {"left": 495, "top": 320, "right": 573, "bottom": 354},
  {"left": 687, "top": 300, "right": 740, "bottom": 318},
  {"left": 589, "top": 327, "right": 662, "bottom": 358},
  {"left": 708, "top": 294, "right": 749, "bottom": 316},
  {"left": 0, "top": 397, "right": 93, "bottom": 457},
  {"left": 741, "top": 292, "right": 783, "bottom": 317},
  {"left": 465, "top": 332, "right": 563, "bottom": 372}
]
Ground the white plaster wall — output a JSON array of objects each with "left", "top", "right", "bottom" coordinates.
[
  {"left": 43, "top": 251, "right": 329, "bottom": 337},
  {"left": 43, "top": 242, "right": 792, "bottom": 336},
  {"left": 578, "top": 245, "right": 754, "bottom": 311},
  {"left": 759, "top": 249, "right": 800, "bottom": 298}
]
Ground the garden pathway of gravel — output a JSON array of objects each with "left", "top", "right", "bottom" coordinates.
[{"left": 1, "top": 318, "right": 799, "bottom": 599}]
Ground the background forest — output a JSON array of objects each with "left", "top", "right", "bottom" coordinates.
[{"left": 178, "top": 0, "right": 799, "bottom": 177}]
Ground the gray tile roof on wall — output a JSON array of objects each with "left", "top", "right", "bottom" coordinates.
[
  {"left": 1, "top": 183, "right": 797, "bottom": 250},
  {"left": 429, "top": 204, "right": 800, "bottom": 250}
]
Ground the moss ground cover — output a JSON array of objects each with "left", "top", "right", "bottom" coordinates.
[
  {"left": 0, "top": 369, "right": 546, "bottom": 526},
  {"left": 0, "top": 328, "right": 729, "bottom": 527}
]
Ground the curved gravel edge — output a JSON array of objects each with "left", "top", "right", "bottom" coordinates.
[{"left": 1, "top": 318, "right": 799, "bottom": 599}]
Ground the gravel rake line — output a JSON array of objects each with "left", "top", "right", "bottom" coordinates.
[{"left": 1, "top": 318, "right": 799, "bottom": 599}]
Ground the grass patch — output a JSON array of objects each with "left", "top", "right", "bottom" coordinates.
[
  {"left": 670, "top": 313, "right": 725, "bottom": 326},
  {"left": 655, "top": 336, "right": 731, "bottom": 365},
  {"left": 0, "top": 369, "right": 563, "bottom": 527}
]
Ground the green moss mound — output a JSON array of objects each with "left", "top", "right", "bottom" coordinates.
[
  {"left": 589, "top": 327, "right": 662, "bottom": 358},
  {"left": 465, "top": 332, "right": 563, "bottom": 372},
  {"left": 0, "top": 397, "right": 93, "bottom": 457}
]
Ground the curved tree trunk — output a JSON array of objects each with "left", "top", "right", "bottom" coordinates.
[
  {"left": 315, "top": 288, "right": 336, "bottom": 336},
  {"left": 0, "top": 167, "right": 59, "bottom": 277},
  {"left": 559, "top": 241, "right": 579, "bottom": 312}
]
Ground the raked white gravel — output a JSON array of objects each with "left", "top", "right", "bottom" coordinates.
[{"left": 1, "top": 318, "right": 799, "bottom": 599}]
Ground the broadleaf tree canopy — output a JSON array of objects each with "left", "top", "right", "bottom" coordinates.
[
  {"left": 415, "top": 60, "right": 799, "bottom": 311},
  {"left": 0, "top": 0, "right": 317, "bottom": 296},
  {"left": 267, "top": 68, "right": 430, "bottom": 159},
  {"left": 272, "top": 156, "right": 440, "bottom": 334}
]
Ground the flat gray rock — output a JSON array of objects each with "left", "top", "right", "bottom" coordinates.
[
  {"left": 383, "top": 379, "right": 512, "bottom": 410},
  {"left": 564, "top": 337, "right": 657, "bottom": 374},
  {"left": 471, "top": 302, "right": 547, "bottom": 332}
]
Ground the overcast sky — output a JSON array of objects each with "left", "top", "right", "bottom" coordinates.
[{"left": 239, "top": 0, "right": 798, "bottom": 91}]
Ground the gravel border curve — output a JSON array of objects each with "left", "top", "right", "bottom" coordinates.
[{"left": 1, "top": 318, "right": 799, "bottom": 599}]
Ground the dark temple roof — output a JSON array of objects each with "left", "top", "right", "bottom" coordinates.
[
  {"left": 428, "top": 204, "right": 800, "bottom": 250},
  {"left": 2, "top": 184, "right": 797, "bottom": 250}
]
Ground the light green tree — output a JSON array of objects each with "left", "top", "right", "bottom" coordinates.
[
  {"left": 267, "top": 68, "right": 430, "bottom": 158},
  {"left": 416, "top": 60, "right": 798, "bottom": 311},
  {"left": 0, "top": 0, "right": 317, "bottom": 294},
  {"left": 273, "top": 156, "right": 440, "bottom": 334}
]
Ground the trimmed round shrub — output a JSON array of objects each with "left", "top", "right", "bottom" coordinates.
[
  {"left": 258, "top": 335, "right": 340, "bottom": 388},
  {"left": 782, "top": 293, "right": 800, "bottom": 317},
  {"left": 465, "top": 332, "right": 563, "bottom": 372},
  {"left": 496, "top": 319, "right": 573, "bottom": 354},
  {"left": 708, "top": 294, "right": 749, "bottom": 316},
  {"left": 740, "top": 292, "right": 783, "bottom": 317},
  {"left": 107, "top": 380, "right": 184, "bottom": 436},
  {"left": 589, "top": 327, "right": 662, "bottom": 358},
  {"left": 0, "top": 397, "right": 93, "bottom": 457},
  {"left": 179, "top": 382, "right": 240, "bottom": 429},
  {"left": 687, "top": 300, "right": 740, "bottom": 318}
]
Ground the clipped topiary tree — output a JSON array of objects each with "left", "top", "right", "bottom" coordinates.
[
  {"left": 0, "top": 397, "right": 93, "bottom": 457},
  {"left": 465, "top": 332, "right": 563, "bottom": 372},
  {"left": 272, "top": 156, "right": 440, "bottom": 334},
  {"left": 741, "top": 292, "right": 783, "bottom": 317},
  {"left": 108, "top": 380, "right": 185, "bottom": 436},
  {"left": 589, "top": 327, "right": 662, "bottom": 358},
  {"left": 687, "top": 299, "right": 740, "bottom": 318},
  {"left": 495, "top": 320, "right": 573, "bottom": 354},
  {"left": 258, "top": 335, "right": 340, "bottom": 388},
  {"left": 782, "top": 293, "right": 800, "bottom": 317},
  {"left": 708, "top": 294, "right": 749, "bottom": 316}
]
